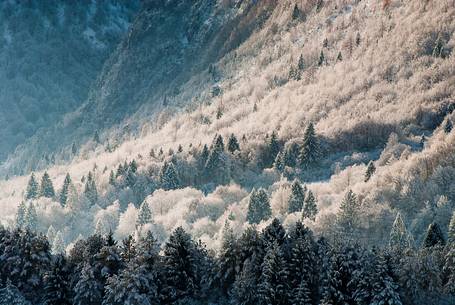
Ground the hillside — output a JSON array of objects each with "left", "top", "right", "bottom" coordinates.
[{"left": 0, "top": 0, "right": 139, "bottom": 165}]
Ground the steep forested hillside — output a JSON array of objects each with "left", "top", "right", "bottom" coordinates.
[
  {"left": 0, "top": 0, "right": 454, "bottom": 304},
  {"left": 0, "top": 0, "right": 139, "bottom": 162}
]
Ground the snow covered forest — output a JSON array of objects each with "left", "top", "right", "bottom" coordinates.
[{"left": 0, "top": 0, "right": 455, "bottom": 304}]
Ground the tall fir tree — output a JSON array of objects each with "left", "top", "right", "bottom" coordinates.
[
  {"left": 448, "top": 211, "right": 455, "bottom": 245},
  {"left": 300, "top": 122, "right": 320, "bottom": 168},
  {"left": 274, "top": 150, "right": 285, "bottom": 172},
  {"left": 227, "top": 133, "right": 240, "bottom": 153},
  {"left": 337, "top": 189, "right": 360, "bottom": 237},
  {"left": 159, "top": 161, "right": 180, "bottom": 190},
  {"left": 298, "top": 54, "right": 305, "bottom": 71},
  {"left": 84, "top": 171, "right": 98, "bottom": 205},
  {"left": 288, "top": 180, "right": 306, "bottom": 213},
  {"left": 247, "top": 188, "right": 272, "bottom": 224},
  {"left": 423, "top": 222, "right": 445, "bottom": 248},
  {"left": 216, "top": 222, "right": 239, "bottom": 295},
  {"left": 40, "top": 172, "right": 55, "bottom": 198},
  {"left": 59, "top": 173, "right": 72, "bottom": 207},
  {"left": 42, "top": 255, "right": 71, "bottom": 305},
  {"left": 443, "top": 246, "right": 455, "bottom": 294},
  {"left": 16, "top": 201, "right": 27, "bottom": 228},
  {"left": 444, "top": 119, "right": 453, "bottom": 134},
  {"left": 0, "top": 280, "right": 31, "bottom": 305},
  {"left": 52, "top": 231, "right": 65, "bottom": 255},
  {"left": 364, "top": 161, "right": 376, "bottom": 182},
  {"left": 25, "top": 173, "right": 39, "bottom": 200},
  {"left": 303, "top": 190, "right": 318, "bottom": 221},
  {"left": 137, "top": 201, "right": 152, "bottom": 227},
  {"left": 371, "top": 254, "right": 402, "bottom": 305},
  {"left": 266, "top": 131, "right": 281, "bottom": 168},
  {"left": 389, "top": 212, "right": 413, "bottom": 251},
  {"left": 205, "top": 135, "right": 229, "bottom": 183},
  {"left": 25, "top": 202, "right": 38, "bottom": 232},
  {"left": 109, "top": 170, "right": 116, "bottom": 186}
]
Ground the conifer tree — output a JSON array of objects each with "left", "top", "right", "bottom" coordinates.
[
  {"left": 0, "top": 280, "right": 30, "bottom": 305},
  {"left": 216, "top": 222, "right": 239, "bottom": 295},
  {"left": 42, "top": 255, "right": 71, "bottom": 305},
  {"left": 284, "top": 142, "right": 300, "bottom": 167},
  {"left": 263, "top": 218, "right": 287, "bottom": 247},
  {"left": 300, "top": 122, "right": 320, "bottom": 168},
  {"left": 371, "top": 254, "right": 402, "bottom": 305},
  {"left": 292, "top": 4, "right": 301, "bottom": 20},
  {"left": 298, "top": 54, "right": 305, "bottom": 71},
  {"left": 273, "top": 151, "right": 285, "bottom": 172},
  {"left": 389, "top": 212, "right": 413, "bottom": 251},
  {"left": 205, "top": 135, "right": 229, "bottom": 183},
  {"left": 73, "top": 263, "right": 103, "bottom": 305},
  {"left": 337, "top": 190, "right": 360, "bottom": 236},
  {"left": 40, "top": 172, "right": 55, "bottom": 198},
  {"left": 443, "top": 246, "right": 455, "bottom": 294},
  {"left": 25, "top": 173, "right": 39, "bottom": 200},
  {"left": 227, "top": 133, "right": 240, "bottom": 153},
  {"left": 247, "top": 188, "right": 272, "bottom": 224},
  {"left": 119, "top": 235, "right": 136, "bottom": 263},
  {"left": 318, "top": 50, "right": 325, "bottom": 66},
  {"left": 288, "top": 180, "right": 306, "bottom": 213},
  {"left": 423, "top": 222, "right": 445, "bottom": 248},
  {"left": 337, "top": 51, "right": 342, "bottom": 61},
  {"left": 258, "top": 242, "right": 289, "bottom": 305},
  {"left": 159, "top": 161, "right": 180, "bottom": 190},
  {"left": 448, "top": 211, "right": 455, "bottom": 245},
  {"left": 444, "top": 119, "right": 453, "bottom": 134},
  {"left": 47, "top": 225, "right": 56, "bottom": 245},
  {"left": 108, "top": 170, "right": 116, "bottom": 186},
  {"left": 16, "top": 201, "right": 27, "bottom": 228},
  {"left": 129, "top": 160, "right": 138, "bottom": 173},
  {"left": 52, "top": 231, "right": 65, "bottom": 255},
  {"left": 198, "top": 144, "right": 210, "bottom": 171},
  {"left": 72, "top": 143, "right": 77, "bottom": 155},
  {"left": 84, "top": 171, "right": 98, "bottom": 205},
  {"left": 59, "top": 173, "right": 71, "bottom": 207},
  {"left": 364, "top": 161, "right": 376, "bottom": 182},
  {"left": 25, "top": 202, "right": 38, "bottom": 231},
  {"left": 303, "top": 190, "right": 318, "bottom": 221},
  {"left": 268, "top": 131, "right": 281, "bottom": 167},
  {"left": 137, "top": 201, "right": 152, "bottom": 227}
]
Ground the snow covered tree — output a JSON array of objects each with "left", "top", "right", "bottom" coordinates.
[
  {"left": 119, "top": 235, "right": 136, "bottom": 263},
  {"left": 84, "top": 171, "right": 98, "bottom": 205},
  {"left": 298, "top": 54, "right": 305, "bottom": 71},
  {"left": 42, "top": 255, "right": 71, "bottom": 305},
  {"left": 52, "top": 231, "right": 65, "bottom": 255},
  {"left": 129, "top": 159, "right": 138, "bottom": 173},
  {"left": 0, "top": 280, "right": 31, "bottom": 305},
  {"left": 274, "top": 151, "right": 285, "bottom": 172},
  {"left": 444, "top": 119, "right": 453, "bottom": 134},
  {"left": 198, "top": 144, "right": 210, "bottom": 171},
  {"left": 25, "top": 173, "right": 39, "bottom": 200},
  {"left": 40, "top": 171, "right": 55, "bottom": 198},
  {"left": 73, "top": 263, "right": 103, "bottom": 305},
  {"left": 284, "top": 142, "right": 300, "bottom": 167},
  {"left": 59, "top": 173, "right": 72, "bottom": 207},
  {"left": 448, "top": 211, "right": 455, "bottom": 245},
  {"left": 257, "top": 242, "right": 289, "bottom": 305},
  {"left": 47, "top": 225, "right": 56, "bottom": 244},
  {"left": 318, "top": 50, "right": 325, "bottom": 66},
  {"left": 227, "top": 133, "right": 240, "bottom": 153},
  {"left": 389, "top": 212, "right": 413, "bottom": 251},
  {"left": 443, "top": 246, "right": 455, "bottom": 295},
  {"left": 288, "top": 180, "right": 306, "bottom": 213},
  {"left": 262, "top": 218, "right": 286, "bottom": 247},
  {"left": 303, "top": 190, "right": 318, "bottom": 221},
  {"left": 371, "top": 253, "right": 402, "bottom": 305},
  {"left": 267, "top": 131, "right": 281, "bottom": 168},
  {"left": 337, "top": 51, "right": 343, "bottom": 61},
  {"left": 364, "top": 161, "right": 376, "bottom": 182},
  {"left": 216, "top": 222, "right": 239, "bottom": 295},
  {"left": 159, "top": 161, "right": 180, "bottom": 190},
  {"left": 300, "top": 122, "right": 320, "bottom": 168},
  {"left": 137, "top": 201, "right": 152, "bottom": 227},
  {"left": 231, "top": 253, "right": 261, "bottom": 305},
  {"left": 109, "top": 170, "right": 116, "bottom": 186},
  {"left": 205, "top": 135, "right": 229, "bottom": 183},
  {"left": 423, "top": 222, "right": 445, "bottom": 248},
  {"left": 25, "top": 202, "right": 38, "bottom": 231},
  {"left": 16, "top": 201, "right": 27, "bottom": 228},
  {"left": 247, "top": 188, "right": 272, "bottom": 224},
  {"left": 337, "top": 190, "right": 360, "bottom": 237}
]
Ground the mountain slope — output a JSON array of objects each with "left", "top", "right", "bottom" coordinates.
[{"left": 0, "top": 0, "right": 139, "bottom": 162}]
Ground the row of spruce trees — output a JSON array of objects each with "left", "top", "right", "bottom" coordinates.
[{"left": 0, "top": 215, "right": 454, "bottom": 305}]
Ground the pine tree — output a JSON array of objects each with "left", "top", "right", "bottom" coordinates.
[
  {"left": 364, "top": 161, "right": 376, "bottom": 182},
  {"left": 205, "top": 135, "right": 229, "bottom": 183},
  {"left": 59, "top": 173, "right": 71, "bottom": 207},
  {"left": 389, "top": 212, "right": 413, "bottom": 251},
  {"left": 84, "top": 171, "right": 98, "bottom": 205},
  {"left": 47, "top": 225, "right": 57, "bottom": 244},
  {"left": 109, "top": 170, "right": 116, "bottom": 186},
  {"left": 159, "top": 161, "right": 180, "bottom": 190},
  {"left": 198, "top": 144, "right": 210, "bottom": 171},
  {"left": 432, "top": 35, "right": 444, "bottom": 58},
  {"left": 40, "top": 172, "right": 55, "bottom": 198},
  {"left": 137, "top": 201, "right": 152, "bottom": 227},
  {"left": 298, "top": 54, "right": 305, "bottom": 71},
  {"left": 216, "top": 222, "right": 239, "bottom": 295},
  {"left": 129, "top": 160, "right": 138, "bottom": 173},
  {"left": 288, "top": 180, "right": 306, "bottom": 213},
  {"left": 72, "top": 143, "right": 77, "bottom": 155},
  {"left": 73, "top": 263, "right": 103, "bottom": 305},
  {"left": 292, "top": 4, "right": 301, "bottom": 20},
  {"left": 258, "top": 242, "right": 289, "bottom": 305},
  {"left": 303, "top": 190, "right": 318, "bottom": 221},
  {"left": 273, "top": 151, "right": 285, "bottom": 172},
  {"left": 337, "top": 190, "right": 360, "bottom": 237},
  {"left": 16, "top": 201, "right": 27, "bottom": 228},
  {"left": 423, "top": 222, "right": 445, "bottom": 248},
  {"left": 227, "top": 133, "right": 240, "bottom": 153},
  {"left": 444, "top": 119, "right": 453, "bottom": 134},
  {"left": 300, "top": 122, "right": 320, "bottom": 168},
  {"left": 318, "top": 50, "right": 325, "bottom": 66},
  {"left": 247, "top": 188, "right": 272, "bottom": 224},
  {"left": 25, "top": 173, "right": 39, "bottom": 200},
  {"left": 25, "top": 202, "right": 38, "bottom": 231},
  {"left": 268, "top": 131, "right": 281, "bottom": 168},
  {"left": 356, "top": 32, "right": 361, "bottom": 46},
  {"left": 337, "top": 51, "right": 343, "bottom": 61},
  {"left": 448, "top": 211, "right": 455, "bottom": 245},
  {"left": 52, "top": 231, "right": 65, "bottom": 255},
  {"left": 0, "top": 280, "right": 31, "bottom": 305},
  {"left": 42, "top": 255, "right": 71, "bottom": 305},
  {"left": 443, "top": 246, "right": 455, "bottom": 294},
  {"left": 284, "top": 142, "right": 300, "bottom": 167},
  {"left": 263, "top": 218, "right": 287, "bottom": 247},
  {"left": 371, "top": 253, "right": 402, "bottom": 305}
]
